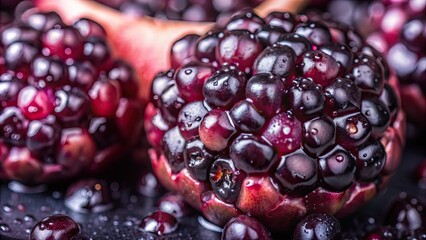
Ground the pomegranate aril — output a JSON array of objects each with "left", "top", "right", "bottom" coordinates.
[
  {"left": 253, "top": 44, "right": 296, "bottom": 78},
  {"left": 163, "top": 127, "right": 186, "bottom": 173},
  {"left": 276, "top": 33, "right": 312, "bottom": 56},
  {"left": 246, "top": 73, "right": 284, "bottom": 117},
  {"left": 1, "top": 24, "right": 39, "bottom": 47},
  {"left": 195, "top": 31, "right": 221, "bottom": 63},
  {"left": 229, "top": 100, "right": 265, "bottom": 133},
  {"left": 108, "top": 60, "right": 138, "bottom": 98},
  {"left": 88, "top": 78, "right": 121, "bottom": 117},
  {"left": 21, "top": 11, "right": 64, "bottom": 32},
  {"left": 351, "top": 54, "right": 385, "bottom": 95},
  {"left": 265, "top": 11, "right": 296, "bottom": 32},
  {"left": 88, "top": 117, "right": 120, "bottom": 149},
  {"left": 170, "top": 34, "right": 199, "bottom": 69},
  {"left": 115, "top": 98, "right": 144, "bottom": 144},
  {"left": 295, "top": 21, "right": 332, "bottom": 46},
  {"left": 334, "top": 112, "right": 371, "bottom": 148},
  {"left": 293, "top": 213, "right": 341, "bottom": 240},
  {"left": 319, "top": 43, "right": 354, "bottom": 71},
  {"left": 82, "top": 36, "right": 111, "bottom": 67},
  {"left": 356, "top": 138, "right": 386, "bottom": 181},
  {"left": 275, "top": 149, "right": 318, "bottom": 194},
  {"left": 256, "top": 25, "right": 287, "bottom": 46},
  {"left": 209, "top": 156, "right": 245, "bottom": 204},
  {"left": 4, "top": 41, "right": 38, "bottom": 71},
  {"left": 157, "top": 193, "right": 192, "bottom": 218},
  {"left": 65, "top": 179, "right": 114, "bottom": 213},
  {"left": 385, "top": 193, "right": 426, "bottom": 233},
  {"left": 139, "top": 211, "right": 178, "bottom": 236},
  {"left": 261, "top": 112, "right": 302, "bottom": 156},
  {"left": 361, "top": 97, "right": 391, "bottom": 137},
  {"left": 41, "top": 25, "right": 84, "bottom": 61},
  {"left": 0, "top": 107, "right": 29, "bottom": 146},
  {"left": 319, "top": 145, "right": 356, "bottom": 191},
  {"left": 30, "top": 214, "right": 80, "bottom": 240},
  {"left": 230, "top": 134, "right": 276, "bottom": 173},
  {"left": 225, "top": 10, "right": 265, "bottom": 33},
  {"left": 151, "top": 70, "right": 175, "bottom": 108},
  {"left": 199, "top": 109, "right": 236, "bottom": 152},
  {"left": 73, "top": 18, "right": 106, "bottom": 39},
  {"left": 68, "top": 60, "right": 98, "bottom": 91},
  {"left": 288, "top": 77, "right": 325, "bottom": 117},
  {"left": 3, "top": 147, "right": 42, "bottom": 182},
  {"left": 176, "top": 62, "right": 215, "bottom": 102},
  {"left": 26, "top": 118, "right": 60, "bottom": 155},
  {"left": 325, "top": 77, "right": 361, "bottom": 116},
  {"left": 17, "top": 86, "right": 54, "bottom": 120},
  {"left": 0, "top": 72, "right": 24, "bottom": 107},
  {"left": 203, "top": 68, "right": 246, "bottom": 109},
  {"left": 222, "top": 215, "right": 271, "bottom": 240},
  {"left": 303, "top": 115, "right": 336, "bottom": 156},
  {"left": 296, "top": 50, "right": 339, "bottom": 87},
  {"left": 54, "top": 87, "right": 90, "bottom": 125},
  {"left": 30, "top": 56, "right": 69, "bottom": 87},
  {"left": 216, "top": 30, "right": 262, "bottom": 74},
  {"left": 177, "top": 101, "right": 208, "bottom": 140},
  {"left": 159, "top": 83, "right": 185, "bottom": 124},
  {"left": 184, "top": 138, "right": 215, "bottom": 182}
]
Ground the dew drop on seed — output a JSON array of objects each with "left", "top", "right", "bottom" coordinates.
[
  {"left": 2, "top": 204, "right": 13, "bottom": 213},
  {"left": 336, "top": 155, "right": 344, "bottom": 162},
  {"left": 0, "top": 223, "right": 10, "bottom": 232},
  {"left": 24, "top": 215, "right": 35, "bottom": 223}
]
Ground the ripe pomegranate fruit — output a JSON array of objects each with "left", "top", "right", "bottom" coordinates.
[
  {"left": 95, "top": 0, "right": 264, "bottom": 22},
  {"left": 0, "top": 9, "right": 144, "bottom": 184},
  {"left": 144, "top": 9, "right": 405, "bottom": 232}
]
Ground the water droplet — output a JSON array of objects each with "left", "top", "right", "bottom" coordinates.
[
  {"left": 2, "top": 204, "right": 13, "bottom": 213},
  {"left": 0, "top": 223, "right": 10, "bottom": 232},
  {"left": 24, "top": 215, "right": 35, "bottom": 223}
]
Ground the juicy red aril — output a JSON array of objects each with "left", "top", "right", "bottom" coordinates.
[
  {"left": 203, "top": 67, "right": 246, "bottom": 109},
  {"left": 379, "top": 83, "right": 399, "bottom": 120},
  {"left": 54, "top": 87, "right": 90, "bottom": 125},
  {"left": 226, "top": 10, "right": 265, "bottom": 33},
  {"left": 139, "top": 211, "right": 178, "bottom": 236},
  {"left": 26, "top": 118, "right": 59, "bottom": 154},
  {"left": 0, "top": 72, "right": 24, "bottom": 106},
  {"left": 64, "top": 179, "right": 114, "bottom": 213},
  {"left": 356, "top": 139, "right": 386, "bottom": 181},
  {"left": 319, "top": 43, "right": 354, "bottom": 71},
  {"left": 276, "top": 33, "right": 312, "bottom": 56},
  {"left": 3, "top": 147, "right": 42, "bottom": 182},
  {"left": 1, "top": 24, "right": 40, "bottom": 46},
  {"left": 386, "top": 193, "right": 426, "bottom": 233},
  {"left": 184, "top": 138, "right": 215, "bottom": 181},
  {"left": 296, "top": 50, "right": 339, "bottom": 87},
  {"left": 319, "top": 145, "right": 356, "bottom": 191},
  {"left": 325, "top": 77, "right": 361, "bottom": 116},
  {"left": 245, "top": 73, "right": 284, "bottom": 117},
  {"left": 176, "top": 62, "right": 214, "bottom": 102},
  {"left": 17, "top": 86, "right": 54, "bottom": 120},
  {"left": 222, "top": 215, "right": 271, "bottom": 240},
  {"left": 22, "top": 11, "right": 63, "bottom": 32},
  {"left": 265, "top": 11, "right": 296, "bottom": 32},
  {"left": 0, "top": 107, "right": 29, "bottom": 145},
  {"left": 401, "top": 17, "right": 426, "bottom": 53},
  {"left": 108, "top": 60, "right": 138, "bottom": 98},
  {"left": 229, "top": 100, "right": 265, "bottom": 132},
  {"left": 88, "top": 117, "right": 119, "bottom": 149},
  {"left": 216, "top": 30, "right": 262, "bottom": 74},
  {"left": 30, "top": 56, "right": 69, "bottom": 87},
  {"left": 82, "top": 36, "right": 111, "bottom": 67},
  {"left": 170, "top": 34, "right": 199, "bottom": 69},
  {"left": 177, "top": 101, "right": 208, "bottom": 140},
  {"left": 351, "top": 54, "right": 384, "bottom": 95},
  {"left": 5, "top": 41, "right": 38, "bottom": 71},
  {"left": 334, "top": 112, "right": 371, "bottom": 148},
  {"left": 293, "top": 213, "right": 341, "bottom": 240},
  {"left": 361, "top": 97, "right": 391, "bottom": 137},
  {"left": 303, "top": 115, "right": 336, "bottom": 156},
  {"left": 73, "top": 18, "right": 106, "bottom": 39},
  {"left": 295, "top": 21, "right": 332, "bottom": 46},
  {"left": 261, "top": 112, "right": 302, "bottom": 156},
  {"left": 256, "top": 25, "right": 287, "bottom": 46},
  {"left": 88, "top": 78, "right": 121, "bottom": 117},
  {"left": 41, "top": 25, "right": 84, "bottom": 61},
  {"left": 163, "top": 127, "right": 186, "bottom": 173},
  {"left": 209, "top": 156, "right": 245, "bottom": 204},
  {"left": 30, "top": 214, "right": 80, "bottom": 240},
  {"left": 230, "top": 134, "right": 276, "bottom": 173},
  {"left": 157, "top": 193, "right": 191, "bottom": 218},
  {"left": 275, "top": 149, "right": 318, "bottom": 194},
  {"left": 68, "top": 60, "right": 98, "bottom": 91},
  {"left": 288, "top": 77, "right": 325, "bottom": 117},
  {"left": 253, "top": 44, "right": 296, "bottom": 78},
  {"left": 195, "top": 31, "right": 221, "bottom": 63},
  {"left": 151, "top": 70, "right": 174, "bottom": 108},
  {"left": 159, "top": 83, "right": 185, "bottom": 124},
  {"left": 199, "top": 109, "right": 236, "bottom": 152}
]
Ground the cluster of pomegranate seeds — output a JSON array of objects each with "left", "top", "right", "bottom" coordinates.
[
  {"left": 95, "top": 0, "right": 264, "bottom": 22},
  {"left": 312, "top": 0, "right": 426, "bottom": 131},
  {"left": 145, "top": 8, "right": 402, "bottom": 232},
  {"left": 0, "top": 9, "right": 143, "bottom": 184}
]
